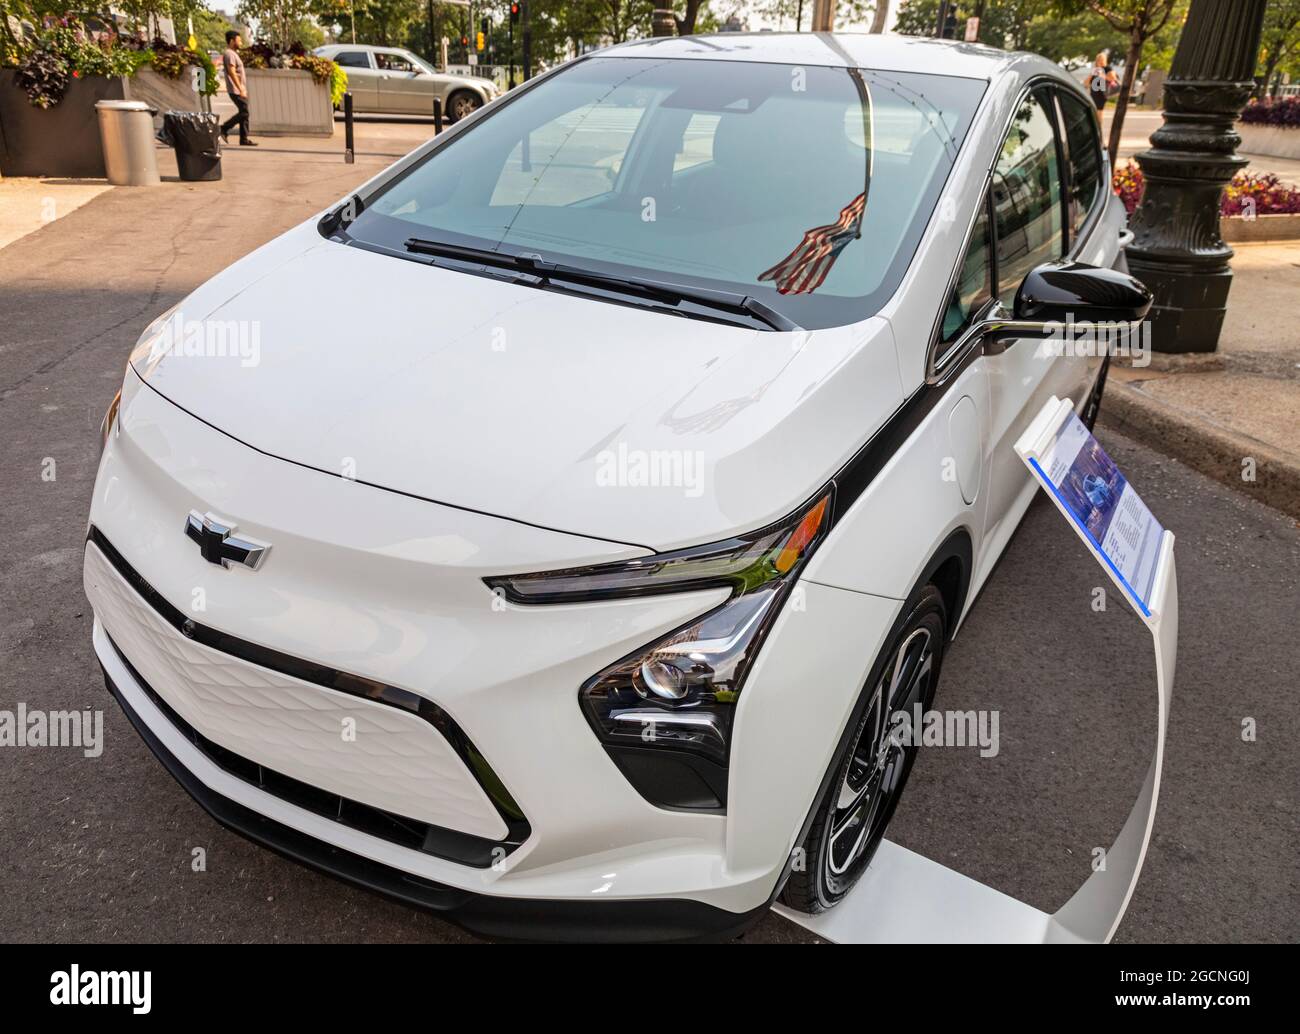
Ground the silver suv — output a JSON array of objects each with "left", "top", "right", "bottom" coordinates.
[{"left": 314, "top": 44, "right": 498, "bottom": 120}]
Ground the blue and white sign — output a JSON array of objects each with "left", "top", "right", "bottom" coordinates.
[{"left": 1029, "top": 410, "right": 1164, "bottom": 615}]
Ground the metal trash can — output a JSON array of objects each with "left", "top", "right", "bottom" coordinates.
[
  {"left": 159, "top": 111, "right": 223, "bottom": 182},
  {"left": 95, "top": 100, "right": 160, "bottom": 186}
]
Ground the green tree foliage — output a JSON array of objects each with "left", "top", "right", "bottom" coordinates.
[
  {"left": 1256, "top": 0, "right": 1300, "bottom": 96},
  {"left": 237, "top": 0, "right": 317, "bottom": 50},
  {"left": 2, "top": 1, "right": 217, "bottom": 62},
  {"left": 192, "top": 6, "right": 238, "bottom": 50}
]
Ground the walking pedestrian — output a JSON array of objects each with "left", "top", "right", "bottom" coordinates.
[
  {"left": 219, "top": 30, "right": 257, "bottom": 147},
  {"left": 1086, "top": 53, "right": 1111, "bottom": 112}
]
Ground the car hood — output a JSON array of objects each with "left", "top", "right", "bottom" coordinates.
[{"left": 131, "top": 221, "right": 905, "bottom": 551}]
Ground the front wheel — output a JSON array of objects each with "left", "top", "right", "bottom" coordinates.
[
  {"left": 447, "top": 90, "right": 482, "bottom": 121},
  {"left": 781, "top": 584, "right": 947, "bottom": 914}
]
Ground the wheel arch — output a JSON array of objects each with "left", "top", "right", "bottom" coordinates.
[
  {"left": 726, "top": 527, "right": 975, "bottom": 901},
  {"left": 919, "top": 527, "right": 972, "bottom": 641}
]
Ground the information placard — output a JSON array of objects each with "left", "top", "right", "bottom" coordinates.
[{"left": 1028, "top": 409, "right": 1164, "bottom": 615}]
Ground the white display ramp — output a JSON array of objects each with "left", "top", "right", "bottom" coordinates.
[{"left": 779, "top": 397, "right": 1177, "bottom": 944}]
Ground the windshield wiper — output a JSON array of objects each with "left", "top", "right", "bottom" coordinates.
[{"left": 403, "top": 237, "right": 802, "bottom": 332}]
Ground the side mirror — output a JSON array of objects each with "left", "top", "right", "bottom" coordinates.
[
  {"left": 982, "top": 261, "right": 1153, "bottom": 350},
  {"left": 1015, "top": 260, "right": 1153, "bottom": 323}
]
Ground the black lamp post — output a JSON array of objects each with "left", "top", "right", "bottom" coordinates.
[{"left": 1125, "top": 0, "right": 1268, "bottom": 354}]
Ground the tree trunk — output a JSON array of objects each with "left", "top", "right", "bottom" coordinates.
[
  {"left": 1107, "top": 29, "right": 1145, "bottom": 170},
  {"left": 677, "top": 0, "right": 705, "bottom": 35},
  {"left": 870, "top": 0, "right": 890, "bottom": 33},
  {"left": 1255, "top": 51, "right": 1279, "bottom": 98}
]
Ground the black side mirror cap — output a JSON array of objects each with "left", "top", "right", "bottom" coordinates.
[{"left": 1014, "top": 260, "right": 1153, "bottom": 324}]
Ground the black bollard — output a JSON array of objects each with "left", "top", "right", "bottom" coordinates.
[
  {"left": 344, "top": 92, "right": 355, "bottom": 164},
  {"left": 434, "top": 97, "right": 444, "bottom": 135}
]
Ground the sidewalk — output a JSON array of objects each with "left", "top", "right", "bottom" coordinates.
[
  {"left": 1106, "top": 108, "right": 1300, "bottom": 185},
  {"left": 1100, "top": 240, "right": 1300, "bottom": 518},
  {"left": 0, "top": 177, "right": 111, "bottom": 250}
]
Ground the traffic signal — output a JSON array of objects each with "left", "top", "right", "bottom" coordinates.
[
  {"left": 510, "top": 3, "right": 520, "bottom": 24},
  {"left": 460, "top": 35, "right": 468, "bottom": 47},
  {"left": 476, "top": 31, "right": 485, "bottom": 52}
]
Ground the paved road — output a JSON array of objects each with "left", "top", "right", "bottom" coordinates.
[{"left": 1, "top": 126, "right": 1297, "bottom": 943}]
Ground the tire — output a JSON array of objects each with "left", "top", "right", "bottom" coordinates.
[
  {"left": 781, "top": 584, "right": 948, "bottom": 914},
  {"left": 448, "top": 90, "right": 482, "bottom": 121},
  {"left": 1082, "top": 355, "right": 1110, "bottom": 431}
]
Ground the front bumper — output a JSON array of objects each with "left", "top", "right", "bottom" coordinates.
[
  {"left": 96, "top": 621, "right": 766, "bottom": 942},
  {"left": 87, "top": 369, "right": 901, "bottom": 934}
]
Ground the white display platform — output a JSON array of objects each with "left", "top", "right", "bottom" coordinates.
[{"left": 777, "top": 396, "right": 1177, "bottom": 944}]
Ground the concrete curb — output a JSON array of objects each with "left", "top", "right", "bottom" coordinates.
[{"left": 1099, "top": 379, "right": 1300, "bottom": 519}]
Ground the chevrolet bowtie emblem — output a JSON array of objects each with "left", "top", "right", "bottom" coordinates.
[{"left": 184, "top": 511, "right": 270, "bottom": 570}]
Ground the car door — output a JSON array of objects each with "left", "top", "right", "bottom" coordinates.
[
  {"left": 333, "top": 49, "right": 379, "bottom": 111},
  {"left": 978, "top": 85, "right": 1098, "bottom": 559},
  {"left": 376, "top": 51, "right": 430, "bottom": 114}
]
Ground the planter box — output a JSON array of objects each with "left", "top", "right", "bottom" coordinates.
[
  {"left": 128, "top": 66, "right": 209, "bottom": 130},
  {"left": 245, "top": 68, "right": 332, "bottom": 137},
  {"left": 1222, "top": 212, "right": 1300, "bottom": 243},
  {"left": 0, "top": 69, "right": 127, "bottom": 178},
  {"left": 1237, "top": 123, "right": 1300, "bottom": 160}
]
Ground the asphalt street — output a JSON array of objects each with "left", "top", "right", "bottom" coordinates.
[{"left": 1, "top": 125, "right": 1297, "bottom": 943}]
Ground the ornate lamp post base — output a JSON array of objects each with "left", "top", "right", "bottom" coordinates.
[{"left": 1124, "top": 0, "right": 1267, "bottom": 354}]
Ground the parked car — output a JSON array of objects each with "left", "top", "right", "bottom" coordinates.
[
  {"left": 314, "top": 43, "right": 498, "bottom": 119},
  {"left": 87, "top": 32, "right": 1148, "bottom": 941}
]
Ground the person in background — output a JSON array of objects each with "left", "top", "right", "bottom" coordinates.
[
  {"left": 219, "top": 30, "right": 257, "bottom": 147},
  {"left": 1086, "top": 53, "right": 1111, "bottom": 113}
]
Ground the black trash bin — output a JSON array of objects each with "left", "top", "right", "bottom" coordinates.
[{"left": 159, "top": 111, "right": 222, "bottom": 182}]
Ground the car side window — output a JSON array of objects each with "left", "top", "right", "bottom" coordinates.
[
  {"left": 993, "top": 92, "right": 1063, "bottom": 307},
  {"left": 377, "top": 53, "right": 415, "bottom": 73},
  {"left": 1058, "top": 92, "right": 1103, "bottom": 239},
  {"left": 941, "top": 196, "right": 992, "bottom": 343},
  {"left": 335, "top": 51, "right": 371, "bottom": 69}
]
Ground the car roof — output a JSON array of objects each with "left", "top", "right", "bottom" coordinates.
[
  {"left": 318, "top": 44, "right": 409, "bottom": 54},
  {"left": 603, "top": 32, "right": 1040, "bottom": 82}
]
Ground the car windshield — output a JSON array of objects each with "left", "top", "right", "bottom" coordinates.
[
  {"left": 403, "top": 51, "right": 437, "bottom": 75},
  {"left": 343, "top": 56, "right": 984, "bottom": 329}
]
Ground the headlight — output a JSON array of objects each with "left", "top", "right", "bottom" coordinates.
[{"left": 485, "top": 490, "right": 832, "bottom": 809}]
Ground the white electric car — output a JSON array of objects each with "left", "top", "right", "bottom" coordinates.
[{"left": 86, "top": 33, "right": 1150, "bottom": 941}]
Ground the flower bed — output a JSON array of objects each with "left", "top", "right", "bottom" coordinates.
[
  {"left": 1241, "top": 97, "right": 1300, "bottom": 128},
  {"left": 1113, "top": 160, "right": 1300, "bottom": 216},
  {"left": 7, "top": 19, "right": 216, "bottom": 110},
  {"left": 242, "top": 41, "right": 347, "bottom": 108},
  {"left": 1113, "top": 160, "right": 1300, "bottom": 242},
  {"left": 0, "top": 18, "right": 221, "bottom": 177}
]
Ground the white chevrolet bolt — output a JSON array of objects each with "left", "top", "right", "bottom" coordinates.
[{"left": 86, "top": 33, "right": 1150, "bottom": 941}]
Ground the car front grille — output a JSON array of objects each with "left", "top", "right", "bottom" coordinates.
[{"left": 87, "top": 526, "right": 530, "bottom": 869}]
